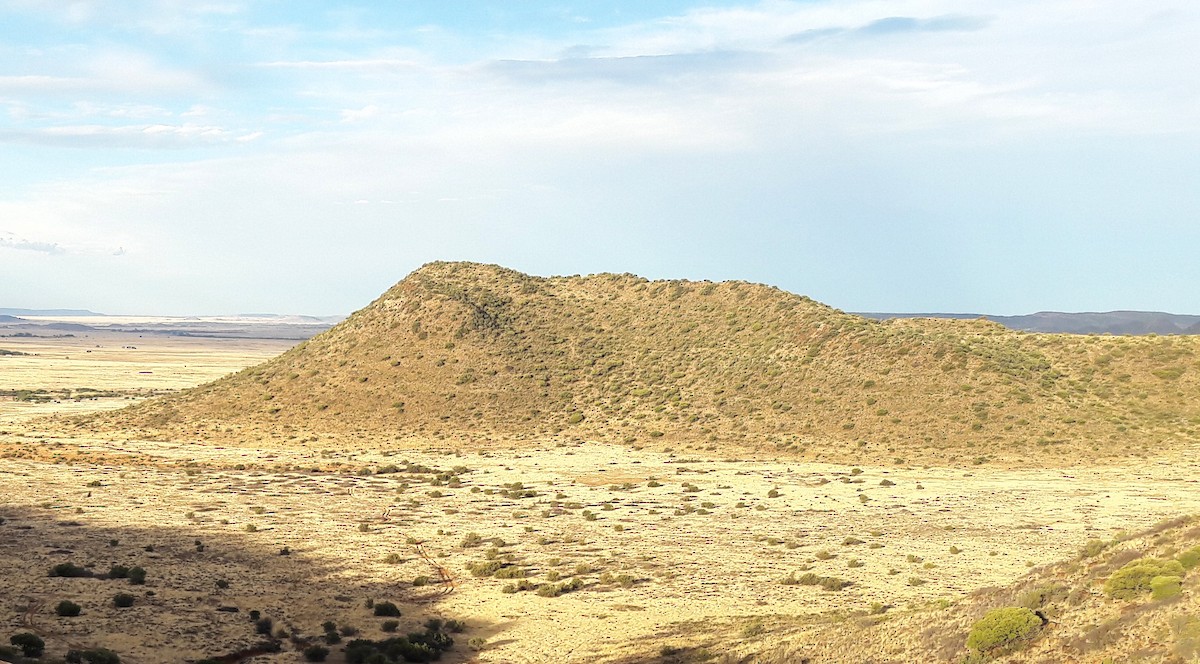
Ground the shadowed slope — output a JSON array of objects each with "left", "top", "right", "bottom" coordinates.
[{"left": 88, "top": 262, "right": 1200, "bottom": 464}]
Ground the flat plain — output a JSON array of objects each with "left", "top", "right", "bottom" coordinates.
[{"left": 4, "top": 327, "right": 1200, "bottom": 663}]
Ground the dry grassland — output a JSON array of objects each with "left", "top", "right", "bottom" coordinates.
[{"left": 4, "top": 310, "right": 1200, "bottom": 663}]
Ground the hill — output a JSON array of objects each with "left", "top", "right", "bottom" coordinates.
[{"left": 89, "top": 261, "right": 1200, "bottom": 465}]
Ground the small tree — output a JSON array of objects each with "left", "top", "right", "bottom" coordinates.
[{"left": 11, "top": 632, "right": 45, "bottom": 657}]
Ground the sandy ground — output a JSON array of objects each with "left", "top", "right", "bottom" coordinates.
[{"left": 3, "top": 335, "right": 1200, "bottom": 663}]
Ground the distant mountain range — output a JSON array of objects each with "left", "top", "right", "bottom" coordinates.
[
  {"left": 0, "top": 307, "right": 101, "bottom": 316},
  {"left": 6, "top": 307, "right": 1197, "bottom": 336},
  {"left": 0, "top": 310, "right": 342, "bottom": 340},
  {"left": 858, "top": 310, "right": 1200, "bottom": 335}
]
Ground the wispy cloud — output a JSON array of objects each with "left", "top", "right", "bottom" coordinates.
[
  {"left": 0, "top": 122, "right": 238, "bottom": 148},
  {"left": 484, "top": 50, "right": 767, "bottom": 84},
  {"left": 785, "top": 14, "right": 991, "bottom": 44},
  {"left": 257, "top": 59, "right": 419, "bottom": 71},
  {"left": 0, "top": 232, "right": 63, "bottom": 254}
]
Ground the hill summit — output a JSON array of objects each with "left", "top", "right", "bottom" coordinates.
[{"left": 95, "top": 261, "right": 1200, "bottom": 464}]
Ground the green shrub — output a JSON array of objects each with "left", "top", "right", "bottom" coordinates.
[
  {"left": 1105, "top": 558, "right": 1186, "bottom": 600},
  {"left": 373, "top": 601, "right": 401, "bottom": 617},
  {"left": 10, "top": 632, "right": 45, "bottom": 657},
  {"left": 1080, "top": 539, "right": 1109, "bottom": 558},
  {"left": 494, "top": 566, "right": 526, "bottom": 580},
  {"left": 113, "top": 593, "right": 135, "bottom": 608},
  {"left": 1151, "top": 575, "right": 1183, "bottom": 600},
  {"left": 56, "top": 600, "right": 82, "bottom": 616},
  {"left": 1178, "top": 546, "right": 1200, "bottom": 570},
  {"left": 966, "top": 607, "right": 1042, "bottom": 655},
  {"left": 128, "top": 566, "right": 146, "bottom": 585},
  {"left": 381, "top": 620, "right": 399, "bottom": 632},
  {"left": 1018, "top": 583, "right": 1066, "bottom": 610},
  {"left": 467, "top": 560, "right": 503, "bottom": 577}
]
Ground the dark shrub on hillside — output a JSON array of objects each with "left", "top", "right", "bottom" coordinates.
[
  {"left": 373, "top": 601, "right": 402, "bottom": 617},
  {"left": 128, "top": 566, "right": 147, "bottom": 585},
  {"left": 50, "top": 562, "right": 92, "bottom": 578},
  {"left": 66, "top": 649, "right": 121, "bottom": 664},
  {"left": 56, "top": 600, "right": 82, "bottom": 616},
  {"left": 113, "top": 593, "right": 136, "bottom": 608},
  {"left": 303, "top": 645, "right": 330, "bottom": 662},
  {"left": 10, "top": 633, "right": 45, "bottom": 657},
  {"left": 344, "top": 627, "right": 455, "bottom": 663}
]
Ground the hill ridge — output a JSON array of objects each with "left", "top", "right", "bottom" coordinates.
[{"left": 90, "top": 261, "right": 1200, "bottom": 465}]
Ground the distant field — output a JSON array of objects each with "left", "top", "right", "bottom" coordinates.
[{"left": 0, "top": 332, "right": 296, "bottom": 423}]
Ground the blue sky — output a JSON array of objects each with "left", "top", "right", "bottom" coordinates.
[{"left": 1, "top": 1, "right": 1197, "bottom": 315}]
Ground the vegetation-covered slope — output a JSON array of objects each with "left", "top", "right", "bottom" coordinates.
[
  {"left": 91, "top": 262, "right": 1200, "bottom": 463},
  {"left": 642, "top": 515, "right": 1200, "bottom": 664}
]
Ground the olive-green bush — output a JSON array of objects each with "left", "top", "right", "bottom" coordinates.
[
  {"left": 966, "top": 607, "right": 1042, "bottom": 655},
  {"left": 1105, "top": 558, "right": 1186, "bottom": 600}
]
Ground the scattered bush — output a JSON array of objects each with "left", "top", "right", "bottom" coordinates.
[
  {"left": 374, "top": 601, "right": 402, "bottom": 617},
  {"left": 254, "top": 617, "right": 273, "bottom": 635},
  {"left": 382, "top": 620, "right": 400, "bottom": 632},
  {"left": 536, "top": 578, "right": 584, "bottom": 597},
  {"left": 56, "top": 600, "right": 82, "bottom": 616},
  {"left": 50, "top": 562, "right": 92, "bottom": 578},
  {"left": 494, "top": 566, "right": 526, "bottom": 580},
  {"left": 467, "top": 560, "right": 503, "bottom": 577},
  {"left": 344, "top": 627, "right": 454, "bottom": 663},
  {"left": 113, "top": 593, "right": 135, "bottom": 608},
  {"left": 966, "top": 607, "right": 1042, "bottom": 655},
  {"left": 128, "top": 566, "right": 146, "bottom": 585}
]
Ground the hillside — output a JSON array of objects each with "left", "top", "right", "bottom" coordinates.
[
  {"left": 89, "top": 261, "right": 1200, "bottom": 464},
  {"left": 660, "top": 514, "right": 1200, "bottom": 663}
]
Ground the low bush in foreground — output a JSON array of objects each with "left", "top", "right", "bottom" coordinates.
[
  {"left": 966, "top": 607, "right": 1042, "bottom": 657},
  {"left": 344, "top": 627, "right": 454, "bottom": 663},
  {"left": 10, "top": 633, "right": 45, "bottom": 658}
]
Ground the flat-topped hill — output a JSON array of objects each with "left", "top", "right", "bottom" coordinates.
[{"left": 89, "top": 262, "right": 1200, "bottom": 464}]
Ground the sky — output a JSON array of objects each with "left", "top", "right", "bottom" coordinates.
[{"left": 1, "top": 1, "right": 1198, "bottom": 316}]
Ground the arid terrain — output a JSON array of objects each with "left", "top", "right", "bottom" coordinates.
[{"left": 4, "top": 263, "right": 1200, "bottom": 663}]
